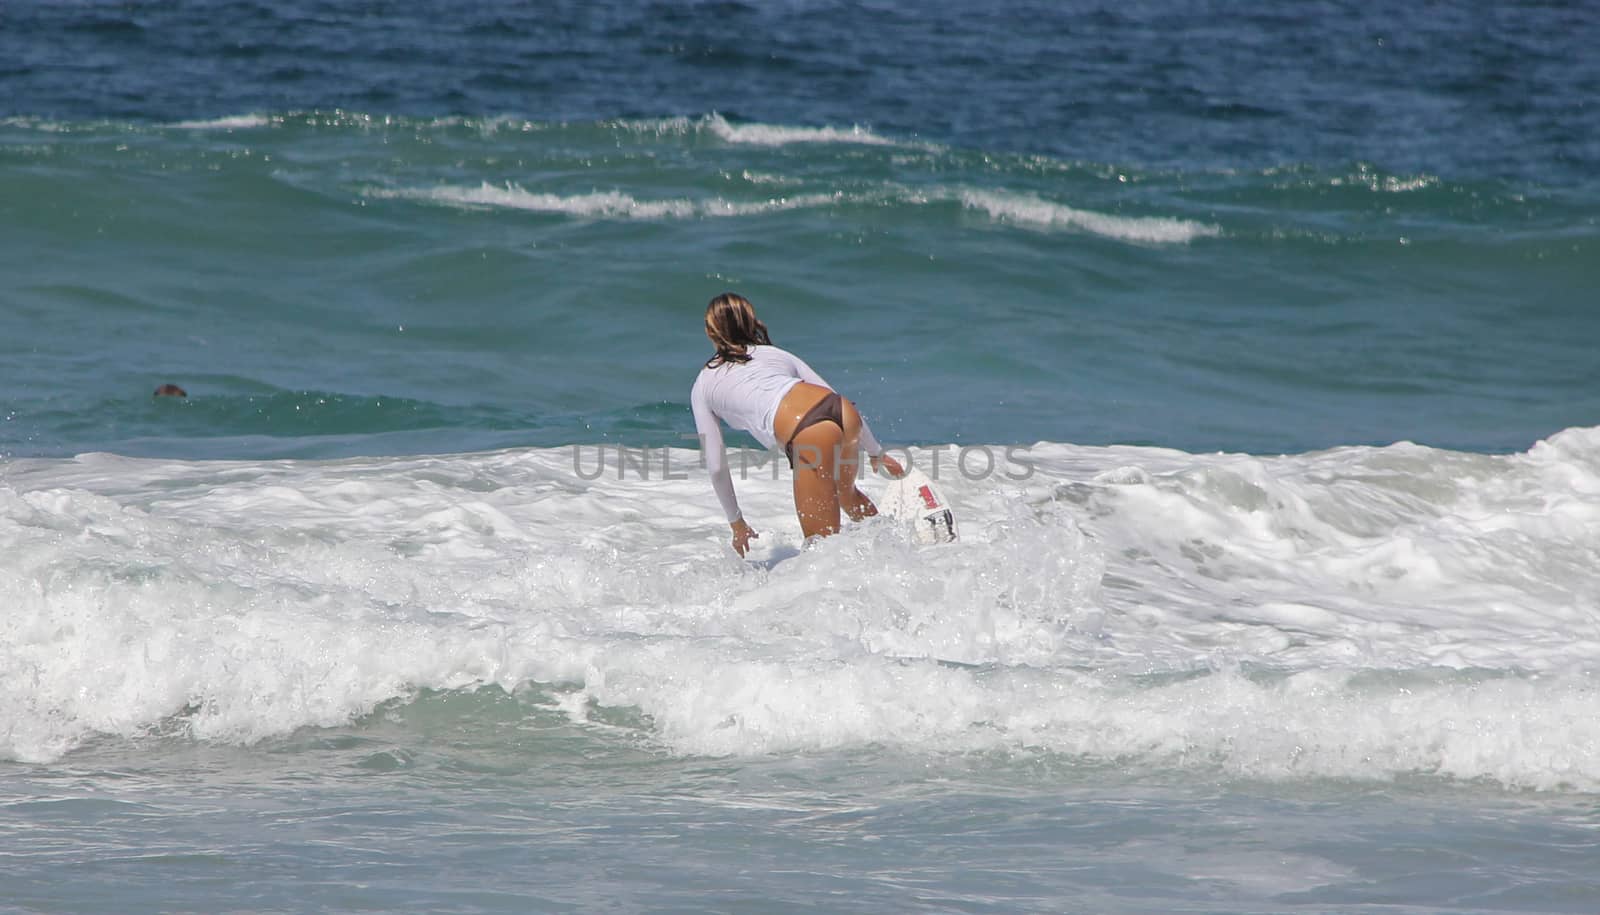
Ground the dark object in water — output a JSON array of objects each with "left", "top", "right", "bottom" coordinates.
[{"left": 153, "top": 383, "right": 188, "bottom": 397}]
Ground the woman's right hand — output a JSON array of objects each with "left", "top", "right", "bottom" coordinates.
[{"left": 730, "top": 518, "right": 759, "bottom": 557}]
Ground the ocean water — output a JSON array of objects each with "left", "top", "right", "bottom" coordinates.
[{"left": 3, "top": 1, "right": 1600, "bottom": 912}]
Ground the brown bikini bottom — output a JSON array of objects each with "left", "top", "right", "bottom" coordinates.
[{"left": 783, "top": 391, "right": 843, "bottom": 469}]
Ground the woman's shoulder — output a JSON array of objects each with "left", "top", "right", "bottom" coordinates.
[
  {"left": 692, "top": 358, "right": 725, "bottom": 388},
  {"left": 747, "top": 343, "right": 794, "bottom": 360}
]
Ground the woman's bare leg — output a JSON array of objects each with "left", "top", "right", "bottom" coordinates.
[
  {"left": 837, "top": 399, "right": 878, "bottom": 521},
  {"left": 790, "top": 422, "right": 843, "bottom": 539},
  {"left": 775, "top": 383, "right": 879, "bottom": 536}
]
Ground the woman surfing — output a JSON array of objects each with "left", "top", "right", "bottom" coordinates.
[{"left": 690, "top": 292, "right": 904, "bottom": 556}]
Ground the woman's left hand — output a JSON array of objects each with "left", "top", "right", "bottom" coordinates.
[{"left": 871, "top": 453, "right": 906, "bottom": 478}]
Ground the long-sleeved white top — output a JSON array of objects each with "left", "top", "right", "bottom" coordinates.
[{"left": 690, "top": 344, "right": 884, "bottom": 522}]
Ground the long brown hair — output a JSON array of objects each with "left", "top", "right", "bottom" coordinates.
[{"left": 703, "top": 292, "right": 773, "bottom": 368}]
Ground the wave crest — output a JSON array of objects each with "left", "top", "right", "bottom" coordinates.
[
  {"left": 4, "top": 429, "right": 1600, "bottom": 791},
  {"left": 367, "top": 183, "right": 846, "bottom": 219},
  {"left": 371, "top": 181, "right": 1215, "bottom": 245},
  {"left": 959, "top": 188, "right": 1221, "bottom": 243}
]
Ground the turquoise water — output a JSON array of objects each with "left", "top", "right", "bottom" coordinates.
[
  {"left": 2, "top": 113, "right": 1595, "bottom": 459},
  {"left": 4, "top": 2, "right": 1600, "bottom": 912}
]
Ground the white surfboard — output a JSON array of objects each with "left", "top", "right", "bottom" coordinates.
[{"left": 879, "top": 468, "right": 958, "bottom": 544}]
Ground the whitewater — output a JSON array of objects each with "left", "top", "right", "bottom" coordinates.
[{"left": 7, "top": 428, "right": 1597, "bottom": 791}]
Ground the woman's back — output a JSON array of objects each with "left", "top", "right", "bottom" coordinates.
[{"left": 691, "top": 344, "right": 822, "bottom": 451}]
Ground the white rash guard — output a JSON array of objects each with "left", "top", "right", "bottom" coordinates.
[{"left": 690, "top": 344, "right": 884, "bottom": 523}]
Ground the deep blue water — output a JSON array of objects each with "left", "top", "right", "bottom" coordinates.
[{"left": 7, "top": 1, "right": 1599, "bottom": 184}]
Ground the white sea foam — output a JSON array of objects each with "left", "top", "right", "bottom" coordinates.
[
  {"left": 167, "top": 114, "right": 274, "bottom": 130},
  {"left": 602, "top": 113, "right": 906, "bottom": 148},
  {"left": 369, "top": 183, "right": 846, "bottom": 219},
  {"left": 959, "top": 188, "right": 1222, "bottom": 243},
  {"left": 375, "top": 185, "right": 696, "bottom": 219},
  {"left": 5, "top": 429, "right": 1597, "bottom": 788},
  {"left": 738, "top": 170, "right": 805, "bottom": 187},
  {"left": 0, "top": 116, "right": 91, "bottom": 133},
  {"left": 1331, "top": 164, "right": 1442, "bottom": 193},
  {"left": 700, "top": 113, "right": 900, "bottom": 147},
  {"left": 374, "top": 180, "right": 1215, "bottom": 246}
]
